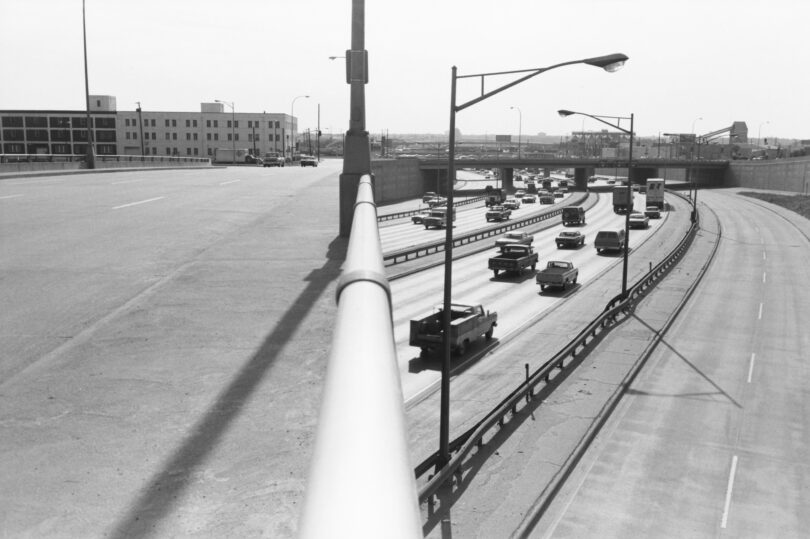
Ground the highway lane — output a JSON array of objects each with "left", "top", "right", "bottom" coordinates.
[
  {"left": 387, "top": 191, "right": 668, "bottom": 404},
  {"left": 538, "top": 189, "right": 810, "bottom": 537}
]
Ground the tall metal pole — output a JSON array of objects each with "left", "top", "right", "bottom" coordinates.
[
  {"left": 621, "top": 113, "right": 634, "bottom": 299},
  {"left": 317, "top": 103, "right": 321, "bottom": 162},
  {"left": 338, "top": 0, "right": 372, "bottom": 237},
  {"left": 511, "top": 106, "right": 522, "bottom": 159},
  {"left": 439, "top": 66, "right": 458, "bottom": 468},
  {"left": 82, "top": 0, "right": 95, "bottom": 169},
  {"left": 136, "top": 102, "right": 145, "bottom": 156},
  {"left": 231, "top": 104, "right": 235, "bottom": 162}
]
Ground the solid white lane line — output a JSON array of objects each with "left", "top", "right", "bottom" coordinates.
[
  {"left": 721, "top": 455, "right": 739, "bottom": 528},
  {"left": 758, "top": 303, "right": 763, "bottom": 320},
  {"left": 219, "top": 179, "right": 241, "bottom": 185},
  {"left": 747, "top": 353, "right": 756, "bottom": 383},
  {"left": 0, "top": 194, "right": 24, "bottom": 200},
  {"left": 762, "top": 272, "right": 767, "bottom": 284},
  {"left": 112, "top": 196, "right": 165, "bottom": 210},
  {"left": 763, "top": 251, "right": 767, "bottom": 261}
]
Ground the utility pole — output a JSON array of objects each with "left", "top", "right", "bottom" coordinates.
[{"left": 136, "top": 102, "right": 145, "bottom": 156}]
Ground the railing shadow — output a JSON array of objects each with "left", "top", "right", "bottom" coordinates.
[{"left": 108, "top": 236, "right": 347, "bottom": 539}]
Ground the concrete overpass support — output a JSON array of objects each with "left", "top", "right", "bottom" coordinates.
[
  {"left": 499, "top": 167, "right": 514, "bottom": 191},
  {"left": 574, "top": 167, "right": 594, "bottom": 190}
]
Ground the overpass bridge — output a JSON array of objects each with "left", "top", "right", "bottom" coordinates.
[{"left": 416, "top": 156, "right": 730, "bottom": 192}]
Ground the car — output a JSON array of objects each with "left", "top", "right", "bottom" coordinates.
[
  {"left": 262, "top": 152, "right": 285, "bottom": 167},
  {"left": 539, "top": 195, "right": 554, "bottom": 204},
  {"left": 554, "top": 191, "right": 564, "bottom": 198},
  {"left": 522, "top": 194, "right": 536, "bottom": 204},
  {"left": 427, "top": 196, "right": 447, "bottom": 207},
  {"left": 644, "top": 205, "right": 661, "bottom": 219},
  {"left": 629, "top": 212, "right": 650, "bottom": 229},
  {"left": 412, "top": 211, "right": 430, "bottom": 224},
  {"left": 422, "top": 192, "right": 438, "bottom": 203},
  {"left": 515, "top": 189, "right": 526, "bottom": 199},
  {"left": 556, "top": 230, "right": 585, "bottom": 249},
  {"left": 245, "top": 154, "right": 262, "bottom": 165},
  {"left": 503, "top": 198, "right": 521, "bottom": 210},
  {"left": 300, "top": 155, "right": 318, "bottom": 167},
  {"left": 495, "top": 230, "right": 534, "bottom": 250}
]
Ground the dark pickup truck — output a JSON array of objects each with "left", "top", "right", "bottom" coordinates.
[
  {"left": 410, "top": 303, "right": 498, "bottom": 357},
  {"left": 488, "top": 244, "right": 538, "bottom": 277}
]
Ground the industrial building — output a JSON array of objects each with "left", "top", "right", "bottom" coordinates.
[{"left": 0, "top": 96, "right": 298, "bottom": 160}]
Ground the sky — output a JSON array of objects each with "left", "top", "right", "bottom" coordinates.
[{"left": 2, "top": 0, "right": 808, "bottom": 141}]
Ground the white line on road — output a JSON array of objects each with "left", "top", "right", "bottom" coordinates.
[
  {"left": 758, "top": 303, "right": 763, "bottom": 320},
  {"left": 762, "top": 272, "right": 767, "bottom": 284},
  {"left": 747, "top": 353, "right": 756, "bottom": 383},
  {"left": 763, "top": 251, "right": 767, "bottom": 261},
  {"left": 112, "top": 178, "right": 153, "bottom": 185},
  {"left": 219, "top": 179, "right": 241, "bottom": 185},
  {"left": 112, "top": 196, "right": 165, "bottom": 210},
  {"left": 5, "top": 178, "right": 66, "bottom": 186},
  {"left": 721, "top": 455, "right": 739, "bottom": 528},
  {"left": 0, "top": 194, "right": 24, "bottom": 200}
]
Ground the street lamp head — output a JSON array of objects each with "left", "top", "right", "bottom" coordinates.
[
  {"left": 557, "top": 109, "right": 576, "bottom": 118},
  {"left": 583, "top": 53, "right": 629, "bottom": 72}
]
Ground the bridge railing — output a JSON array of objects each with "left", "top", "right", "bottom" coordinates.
[{"left": 299, "top": 174, "right": 422, "bottom": 538}]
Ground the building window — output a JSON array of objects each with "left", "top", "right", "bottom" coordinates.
[
  {"left": 275, "top": 121, "right": 280, "bottom": 128},
  {"left": 207, "top": 133, "right": 211, "bottom": 140},
  {"left": 95, "top": 117, "right": 116, "bottom": 129},
  {"left": 126, "top": 132, "right": 131, "bottom": 139},
  {"left": 206, "top": 120, "right": 211, "bottom": 128},
  {"left": 234, "top": 121, "right": 239, "bottom": 128},
  {"left": 248, "top": 134, "right": 252, "bottom": 142},
  {"left": 227, "top": 120, "right": 232, "bottom": 128},
  {"left": 214, "top": 133, "right": 218, "bottom": 141},
  {"left": 186, "top": 133, "right": 191, "bottom": 140},
  {"left": 172, "top": 119, "right": 177, "bottom": 127},
  {"left": 213, "top": 120, "right": 218, "bottom": 128},
  {"left": 193, "top": 133, "right": 198, "bottom": 141},
  {"left": 185, "top": 119, "right": 190, "bottom": 127},
  {"left": 193, "top": 119, "right": 197, "bottom": 128},
  {"left": 152, "top": 147, "right": 157, "bottom": 155},
  {"left": 227, "top": 134, "right": 232, "bottom": 141},
  {"left": 2, "top": 116, "right": 24, "bottom": 128},
  {"left": 151, "top": 119, "right": 156, "bottom": 127},
  {"left": 165, "top": 119, "right": 170, "bottom": 127},
  {"left": 132, "top": 119, "right": 137, "bottom": 127},
  {"left": 235, "top": 134, "right": 239, "bottom": 141},
  {"left": 193, "top": 148, "right": 199, "bottom": 156},
  {"left": 133, "top": 132, "right": 137, "bottom": 139},
  {"left": 186, "top": 148, "right": 191, "bottom": 155},
  {"left": 125, "top": 119, "right": 130, "bottom": 127},
  {"left": 165, "top": 133, "right": 170, "bottom": 140},
  {"left": 207, "top": 147, "right": 213, "bottom": 156},
  {"left": 151, "top": 133, "right": 156, "bottom": 140},
  {"left": 172, "top": 133, "right": 177, "bottom": 140},
  {"left": 166, "top": 147, "right": 171, "bottom": 155}
]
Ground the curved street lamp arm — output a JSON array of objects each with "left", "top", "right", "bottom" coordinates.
[
  {"left": 559, "top": 110, "right": 631, "bottom": 134},
  {"left": 456, "top": 53, "right": 627, "bottom": 113}
]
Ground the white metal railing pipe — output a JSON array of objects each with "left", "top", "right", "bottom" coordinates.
[{"left": 299, "top": 175, "right": 421, "bottom": 538}]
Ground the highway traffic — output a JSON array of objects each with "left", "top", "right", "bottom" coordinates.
[{"left": 378, "top": 172, "right": 670, "bottom": 405}]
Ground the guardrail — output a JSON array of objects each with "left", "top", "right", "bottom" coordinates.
[
  {"left": 0, "top": 153, "right": 210, "bottom": 165},
  {"left": 383, "top": 192, "right": 589, "bottom": 266},
  {"left": 414, "top": 191, "right": 701, "bottom": 506},
  {"left": 299, "top": 175, "right": 422, "bottom": 539},
  {"left": 377, "top": 194, "right": 486, "bottom": 222}
]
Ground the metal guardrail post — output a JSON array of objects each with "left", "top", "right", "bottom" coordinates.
[{"left": 299, "top": 175, "right": 421, "bottom": 538}]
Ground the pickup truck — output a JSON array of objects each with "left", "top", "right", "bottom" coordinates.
[
  {"left": 536, "top": 260, "right": 579, "bottom": 291},
  {"left": 495, "top": 230, "right": 533, "bottom": 251},
  {"left": 488, "top": 244, "right": 538, "bottom": 277},
  {"left": 423, "top": 207, "right": 455, "bottom": 229},
  {"left": 410, "top": 303, "right": 498, "bottom": 357},
  {"left": 486, "top": 205, "right": 511, "bottom": 222}
]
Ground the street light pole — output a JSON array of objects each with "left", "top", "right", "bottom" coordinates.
[
  {"left": 437, "top": 52, "right": 629, "bottom": 469},
  {"left": 290, "top": 95, "right": 310, "bottom": 161},
  {"left": 558, "top": 109, "right": 634, "bottom": 298},
  {"left": 758, "top": 121, "right": 769, "bottom": 146},
  {"left": 215, "top": 100, "right": 235, "bottom": 163},
  {"left": 136, "top": 102, "right": 145, "bottom": 156},
  {"left": 510, "top": 106, "right": 522, "bottom": 159},
  {"left": 82, "top": 0, "right": 95, "bottom": 169}
]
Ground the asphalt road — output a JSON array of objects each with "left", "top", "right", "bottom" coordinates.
[
  {"left": 1, "top": 161, "right": 344, "bottom": 537},
  {"left": 537, "top": 188, "right": 810, "bottom": 538}
]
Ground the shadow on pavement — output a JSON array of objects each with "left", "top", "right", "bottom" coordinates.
[{"left": 108, "top": 236, "right": 347, "bottom": 539}]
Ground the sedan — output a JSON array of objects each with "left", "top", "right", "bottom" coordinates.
[
  {"left": 644, "top": 205, "right": 662, "bottom": 219},
  {"left": 556, "top": 230, "right": 585, "bottom": 249},
  {"left": 300, "top": 155, "right": 318, "bottom": 167},
  {"left": 629, "top": 212, "right": 650, "bottom": 229}
]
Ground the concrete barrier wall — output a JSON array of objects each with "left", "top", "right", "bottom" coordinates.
[
  {"left": 0, "top": 158, "right": 211, "bottom": 174},
  {"left": 726, "top": 157, "right": 810, "bottom": 194},
  {"left": 370, "top": 158, "right": 423, "bottom": 204}
]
